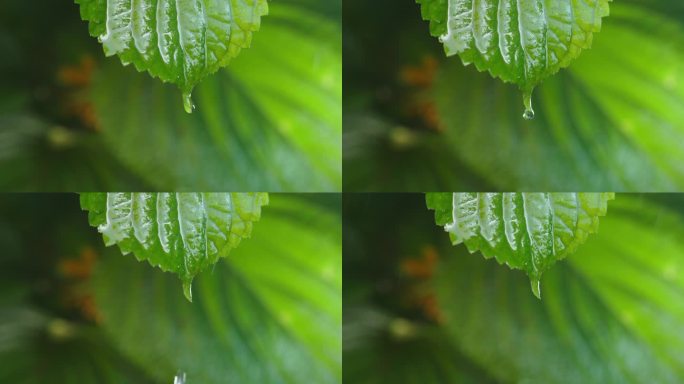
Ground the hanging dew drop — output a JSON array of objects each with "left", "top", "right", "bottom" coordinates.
[
  {"left": 174, "top": 372, "right": 187, "bottom": 384},
  {"left": 522, "top": 88, "right": 535, "bottom": 120},
  {"left": 182, "top": 91, "right": 195, "bottom": 114},
  {"left": 523, "top": 109, "right": 535, "bottom": 120}
]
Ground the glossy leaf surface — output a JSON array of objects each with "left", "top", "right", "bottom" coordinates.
[
  {"left": 76, "top": 0, "right": 268, "bottom": 110},
  {"left": 427, "top": 192, "right": 613, "bottom": 296},
  {"left": 90, "top": 1, "right": 341, "bottom": 191},
  {"left": 418, "top": 0, "right": 610, "bottom": 105},
  {"left": 81, "top": 192, "right": 268, "bottom": 300}
]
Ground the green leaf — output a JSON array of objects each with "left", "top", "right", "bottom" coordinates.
[
  {"left": 427, "top": 192, "right": 614, "bottom": 297},
  {"left": 0, "top": 194, "right": 157, "bottom": 383},
  {"left": 75, "top": 0, "right": 268, "bottom": 112},
  {"left": 435, "top": 196, "right": 684, "bottom": 382},
  {"left": 430, "top": 1, "right": 684, "bottom": 191},
  {"left": 90, "top": 1, "right": 341, "bottom": 191},
  {"left": 91, "top": 195, "right": 341, "bottom": 383},
  {"left": 80, "top": 192, "right": 268, "bottom": 301},
  {"left": 417, "top": 0, "right": 610, "bottom": 116}
]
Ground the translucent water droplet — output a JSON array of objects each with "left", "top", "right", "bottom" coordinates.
[
  {"left": 530, "top": 278, "right": 541, "bottom": 299},
  {"left": 182, "top": 281, "right": 193, "bottom": 302},
  {"left": 174, "top": 372, "right": 187, "bottom": 384},
  {"left": 522, "top": 88, "right": 535, "bottom": 120},
  {"left": 182, "top": 92, "right": 195, "bottom": 114}
]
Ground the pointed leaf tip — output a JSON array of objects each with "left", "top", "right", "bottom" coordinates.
[
  {"left": 531, "top": 279, "right": 541, "bottom": 300},
  {"left": 182, "top": 281, "right": 193, "bottom": 302}
]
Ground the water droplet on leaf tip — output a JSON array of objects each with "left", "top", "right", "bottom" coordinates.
[
  {"left": 531, "top": 279, "right": 541, "bottom": 299},
  {"left": 182, "top": 92, "right": 195, "bottom": 114},
  {"left": 522, "top": 89, "right": 535, "bottom": 120},
  {"left": 174, "top": 372, "right": 187, "bottom": 384}
]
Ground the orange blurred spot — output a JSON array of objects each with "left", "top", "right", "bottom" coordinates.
[
  {"left": 405, "top": 101, "right": 443, "bottom": 132},
  {"left": 57, "top": 56, "right": 95, "bottom": 88},
  {"left": 58, "top": 247, "right": 102, "bottom": 323},
  {"left": 420, "top": 293, "right": 444, "bottom": 324},
  {"left": 59, "top": 247, "right": 97, "bottom": 279},
  {"left": 56, "top": 56, "right": 101, "bottom": 130},
  {"left": 400, "top": 56, "right": 438, "bottom": 88},
  {"left": 67, "top": 101, "right": 100, "bottom": 132},
  {"left": 400, "top": 246, "right": 445, "bottom": 323},
  {"left": 401, "top": 246, "right": 439, "bottom": 279},
  {"left": 399, "top": 56, "right": 444, "bottom": 131},
  {"left": 78, "top": 294, "right": 103, "bottom": 323}
]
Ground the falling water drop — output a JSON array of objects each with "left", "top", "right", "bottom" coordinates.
[
  {"left": 182, "top": 91, "right": 195, "bottom": 114},
  {"left": 174, "top": 371, "right": 187, "bottom": 384},
  {"left": 530, "top": 278, "right": 541, "bottom": 300},
  {"left": 523, "top": 109, "right": 535, "bottom": 120},
  {"left": 182, "top": 281, "right": 193, "bottom": 302},
  {"left": 522, "top": 88, "right": 535, "bottom": 120}
]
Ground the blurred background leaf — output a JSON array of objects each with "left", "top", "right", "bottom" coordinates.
[
  {"left": 343, "top": 193, "right": 496, "bottom": 383},
  {"left": 344, "top": 193, "right": 684, "bottom": 383},
  {"left": 0, "top": 1, "right": 148, "bottom": 190},
  {"left": 0, "top": 116, "right": 146, "bottom": 191},
  {"left": 436, "top": 195, "right": 684, "bottom": 383},
  {"left": 343, "top": 0, "right": 684, "bottom": 191},
  {"left": 344, "top": 306, "right": 495, "bottom": 384},
  {"left": 0, "top": 194, "right": 155, "bottom": 383},
  {"left": 0, "top": 0, "right": 341, "bottom": 191},
  {"left": 0, "top": 193, "right": 341, "bottom": 383},
  {"left": 92, "top": 195, "right": 342, "bottom": 383}
]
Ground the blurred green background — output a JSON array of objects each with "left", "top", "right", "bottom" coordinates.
[
  {"left": 344, "top": 193, "right": 684, "bottom": 383},
  {"left": 343, "top": 0, "right": 684, "bottom": 191},
  {"left": 0, "top": 193, "right": 341, "bottom": 383},
  {"left": 0, "top": 0, "right": 341, "bottom": 191}
]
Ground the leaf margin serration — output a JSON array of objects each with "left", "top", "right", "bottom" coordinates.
[
  {"left": 80, "top": 192, "right": 269, "bottom": 301},
  {"left": 74, "top": 0, "right": 269, "bottom": 98},
  {"left": 427, "top": 192, "right": 614, "bottom": 298},
  {"left": 415, "top": 0, "right": 612, "bottom": 92}
]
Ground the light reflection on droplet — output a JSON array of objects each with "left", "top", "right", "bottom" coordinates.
[
  {"left": 182, "top": 92, "right": 196, "bottom": 114},
  {"left": 174, "top": 372, "right": 187, "bottom": 384},
  {"left": 522, "top": 88, "right": 535, "bottom": 120},
  {"left": 523, "top": 109, "right": 535, "bottom": 120}
]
